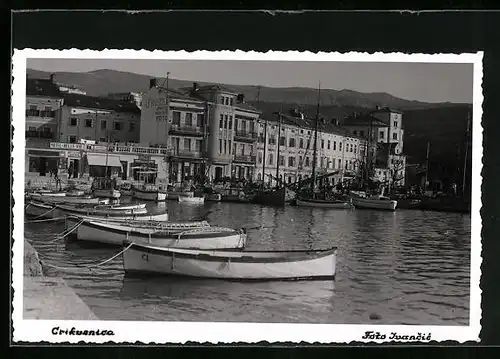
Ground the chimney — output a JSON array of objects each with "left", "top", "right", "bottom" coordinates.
[
  {"left": 49, "top": 73, "right": 54, "bottom": 83},
  {"left": 192, "top": 82, "right": 198, "bottom": 92},
  {"left": 149, "top": 78, "right": 157, "bottom": 89}
]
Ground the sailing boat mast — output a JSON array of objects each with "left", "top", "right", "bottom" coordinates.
[
  {"left": 275, "top": 105, "right": 282, "bottom": 189},
  {"left": 311, "top": 82, "right": 321, "bottom": 193},
  {"left": 261, "top": 116, "right": 268, "bottom": 191},
  {"left": 424, "top": 141, "right": 430, "bottom": 191}
]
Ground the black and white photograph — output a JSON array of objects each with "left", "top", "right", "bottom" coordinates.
[{"left": 12, "top": 50, "right": 482, "bottom": 343}]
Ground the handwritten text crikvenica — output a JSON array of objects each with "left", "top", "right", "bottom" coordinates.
[{"left": 52, "top": 327, "right": 115, "bottom": 336}]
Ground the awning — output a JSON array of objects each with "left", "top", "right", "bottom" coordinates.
[{"left": 86, "top": 154, "right": 122, "bottom": 168}]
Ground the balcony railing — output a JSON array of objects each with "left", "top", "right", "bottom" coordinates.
[
  {"left": 170, "top": 149, "right": 202, "bottom": 158},
  {"left": 234, "top": 130, "right": 257, "bottom": 141},
  {"left": 47, "top": 142, "right": 173, "bottom": 156},
  {"left": 169, "top": 125, "right": 204, "bottom": 136},
  {"left": 233, "top": 155, "right": 256, "bottom": 164}
]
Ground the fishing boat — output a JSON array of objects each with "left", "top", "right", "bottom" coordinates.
[
  {"left": 132, "top": 186, "right": 167, "bottom": 202},
  {"left": 119, "top": 183, "right": 134, "bottom": 196},
  {"left": 31, "top": 190, "right": 66, "bottom": 197},
  {"left": 92, "top": 177, "right": 121, "bottom": 199},
  {"left": 70, "top": 218, "right": 246, "bottom": 249},
  {"left": 94, "top": 203, "right": 147, "bottom": 211},
  {"left": 27, "top": 193, "right": 109, "bottom": 205},
  {"left": 25, "top": 200, "right": 169, "bottom": 221},
  {"left": 122, "top": 242, "right": 337, "bottom": 280},
  {"left": 350, "top": 190, "right": 398, "bottom": 211},
  {"left": 295, "top": 198, "right": 352, "bottom": 209},
  {"left": 166, "top": 190, "right": 194, "bottom": 200},
  {"left": 66, "top": 190, "right": 86, "bottom": 197},
  {"left": 178, "top": 196, "right": 205, "bottom": 204}
]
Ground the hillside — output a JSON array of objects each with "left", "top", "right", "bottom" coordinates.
[{"left": 26, "top": 68, "right": 467, "bottom": 110}]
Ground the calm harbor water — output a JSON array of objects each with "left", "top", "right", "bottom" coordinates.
[{"left": 24, "top": 201, "right": 471, "bottom": 325}]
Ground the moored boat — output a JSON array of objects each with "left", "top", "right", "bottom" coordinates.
[
  {"left": 350, "top": 191, "right": 398, "bottom": 211},
  {"left": 296, "top": 198, "right": 352, "bottom": 209},
  {"left": 70, "top": 218, "right": 246, "bottom": 249},
  {"left": 94, "top": 203, "right": 147, "bottom": 211},
  {"left": 166, "top": 190, "right": 194, "bottom": 200},
  {"left": 66, "top": 190, "right": 86, "bottom": 197},
  {"left": 205, "top": 193, "right": 222, "bottom": 202},
  {"left": 92, "top": 177, "right": 121, "bottom": 199},
  {"left": 27, "top": 193, "right": 109, "bottom": 205},
  {"left": 122, "top": 242, "right": 337, "bottom": 280},
  {"left": 93, "top": 188, "right": 121, "bottom": 199},
  {"left": 132, "top": 186, "right": 167, "bottom": 202},
  {"left": 178, "top": 196, "right": 205, "bottom": 204}
]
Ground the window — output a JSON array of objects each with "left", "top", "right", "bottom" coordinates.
[
  {"left": 354, "top": 145, "right": 357, "bottom": 153},
  {"left": 241, "top": 120, "right": 246, "bottom": 131},
  {"left": 249, "top": 145, "right": 254, "bottom": 154},
  {"left": 224, "top": 140, "right": 228, "bottom": 154},
  {"left": 332, "top": 159, "right": 336, "bottom": 169},
  {"left": 320, "top": 157, "right": 324, "bottom": 167},
  {"left": 240, "top": 144, "right": 245, "bottom": 155},
  {"left": 230, "top": 98, "right": 234, "bottom": 106},
  {"left": 360, "top": 130, "right": 365, "bottom": 137},
  {"left": 350, "top": 144, "right": 353, "bottom": 152},
  {"left": 393, "top": 121, "right": 398, "bottom": 127},
  {"left": 279, "top": 156, "right": 285, "bottom": 166},
  {"left": 221, "top": 96, "right": 225, "bottom": 105},
  {"left": 185, "top": 113, "right": 193, "bottom": 127},
  {"left": 289, "top": 138, "right": 296, "bottom": 147},
  {"left": 113, "top": 122, "right": 122, "bottom": 131},
  {"left": 258, "top": 152, "right": 263, "bottom": 164},
  {"left": 249, "top": 122, "right": 255, "bottom": 133},
  {"left": 393, "top": 132, "right": 398, "bottom": 140},
  {"left": 69, "top": 136, "right": 77, "bottom": 143},
  {"left": 321, "top": 139, "right": 324, "bottom": 149},
  {"left": 197, "top": 113, "right": 204, "bottom": 127},
  {"left": 327, "top": 140, "right": 331, "bottom": 149},
  {"left": 233, "top": 142, "right": 237, "bottom": 155},
  {"left": 219, "top": 114, "right": 224, "bottom": 129},
  {"left": 339, "top": 142, "right": 342, "bottom": 151},
  {"left": 69, "top": 117, "right": 78, "bottom": 126},
  {"left": 229, "top": 116, "right": 233, "bottom": 130},
  {"left": 171, "top": 111, "right": 180, "bottom": 125},
  {"left": 288, "top": 157, "right": 295, "bottom": 167},
  {"left": 305, "top": 157, "right": 310, "bottom": 167},
  {"left": 268, "top": 153, "right": 273, "bottom": 165},
  {"left": 307, "top": 139, "right": 310, "bottom": 148},
  {"left": 195, "top": 139, "right": 202, "bottom": 152},
  {"left": 129, "top": 122, "right": 136, "bottom": 132},
  {"left": 224, "top": 115, "right": 228, "bottom": 129},
  {"left": 234, "top": 119, "right": 239, "bottom": 131},
  {"left": 225, "top": 97, "right": 229, "bottom": 106},
  {"left": 28, "top": 126, "right": 36, "bottom": 132},
  {"left": 299, "top": 138, "right": 304, "bottom": 148},
  {"left": 100, "top": 120, "right": 107, "bottom": 129},
  {"left": 333, "top": 141, "right": 336, "bottom": 150},
  {"left": 269, "top": 136, "right": 276, "bottom": 145},
  {"left": 379, "top": 131, "right": 384, "bottom": 139},
  {"left": 353, "top": 130, "right": 357, "bottom": 135},
  {"left": 184, "top": 138, "right": 191, "bottom": 151},
  {"left": 298, "top": 156, "right": 303, "bottom": 167},
  {"left": 279, "top": 136, "right": 286, "bottom": 146},
  {"left": 338, "top": 159, "right": 341, "bottom": 168},
  {"left": 219, "top": 139, "right": 222, "bottom": 153}
]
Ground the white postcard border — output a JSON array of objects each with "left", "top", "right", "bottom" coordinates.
[{"left": 12, "top": 49, "right": 483, "bottom": 344}]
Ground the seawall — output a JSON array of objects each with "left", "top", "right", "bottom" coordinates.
[{"left": 23, "top": 239, "right": 98, "bottom": 320}]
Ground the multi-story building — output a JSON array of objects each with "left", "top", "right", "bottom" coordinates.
[
  {"left": 59, "top": 93, "right": 141, "bottom": 144},
  {"left": 255, "top": 111, "right": 367, "bottom": 188},
  {"left": 140, "top": 80, "right": 261, "bottom": 185},
  {"left": 341, "top": 107, "right": 406, "bottom": 186},
  {"left": 25, "top": 76, "right": 64, "bottom": 175}
]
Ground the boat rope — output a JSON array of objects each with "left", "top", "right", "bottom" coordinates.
[
  {"left": 40, "top": 242, "right": 134, "bottom": 271},
  {"left": 24, "top": 216, "right": 66, "bottom": 224},
  {"left": 25, "top": 202, "right": 32, "bottom": 210},
  {"left": 26, "top": 206, "right": 57, "bottom": 220},
  {"left": 46, "top": 219, "right": 86, "bottom": 243}
]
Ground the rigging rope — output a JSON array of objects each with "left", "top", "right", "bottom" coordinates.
[
  {"left": 40, "top": 242, "right": 134, "bottom": 271},
  {"left": 25, "top": 205, "right": 57, "bottom": 220},
  {"left": 25, "top": 216, "right": 66, "bottom": 224}
]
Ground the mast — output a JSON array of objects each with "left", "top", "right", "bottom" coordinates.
[
  {"left": 275, "top": 105, "right": 282, "bottom": 189},
  {"left": 424, "top": 141, "right": 430, "bottom": 191},
  {"left": 105, "top": 131, "right": 110, "bottom": 178},
  {"left": 311, "top": 82, "right": 321, "bottom": 193},
  {"left": 462, "top": 111, "right": 471, "bottom": 197},
  {"left": 261, "top": 116, "right": 268, "bottom": 191}
]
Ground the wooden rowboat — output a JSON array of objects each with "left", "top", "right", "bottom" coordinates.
[
  {"left": 28, "top": 193, "right": 109, "bottom": 205},
  {"left": 132, "top": 187, "right": 167, "bottom": 202},
  {"left": 94, "top": 203, "right": 147, "bottom": 211},
  {"left": 350, "top": 193, "right": 398, "bottom": 211},
  {"left": 68, "top": 218, "right": 246, "bottom": 249},
  {"left": 122, "top": 242, "right": 337, "bottom": 281},
  {"left": 178, "top": 196, "right": 205, "bottom": 204}
]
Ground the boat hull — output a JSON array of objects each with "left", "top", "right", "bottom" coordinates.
[
  {"left": 166, "top": 191, "right": 194, "bottom": 200},
  {"left": 28, "top": 194, "right": 109, "bottom": 205},
  {"left": 178, "top": 196, "right": 205, "bottom": 204},
  {"left": 205, "top": 193, "right": 222, "bottom": 202},
  {"left": 133, "top": 189, "right": 167, "bottom": 202},
  {"left": 123, "top": 244, "right": 337, "bottom": 280},
  {"left": 351, "top": 196, "right": 398, "bottom": 210},
  {"left": 93, "top": 189, "right": 121, "bottom": 199},
  {"left": 71, "top": 220, "right": 246, "bottom": 249},
  {"left": 296, "top": 199, "right": 352, "bottom": 209}
]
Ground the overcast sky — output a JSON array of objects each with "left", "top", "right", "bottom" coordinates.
[{"left": 27, "top": 59, "right": 473, "bottom": 103}]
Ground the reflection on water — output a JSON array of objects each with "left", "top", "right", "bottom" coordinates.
[{"left": 24, "top": 201, "right": 471, "bottom": 325}]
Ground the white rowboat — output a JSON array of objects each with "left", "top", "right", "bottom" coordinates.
[
  {"left": 70, "top": 219, "right": 246, "bottom": 249},
  {"left": 178, "top": 196, "right": 205, "bottom": 204},
  {"left": 122, "top": 243, "right": 337, "bottom": 280},
  {"left": 350, "top": 193, "right": 398, "bottom": 211}
]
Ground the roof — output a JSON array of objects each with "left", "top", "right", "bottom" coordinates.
[
  {"left": 342, "top": 114, "right": 389, "bottom": 127},
  {"left": 370, "top": 106, "right": 404, "bottom": 114},
  {"left": 234, "top": 101, "right": 261, "bottom": 114},
  {"left": 190, "top": 84, "right": 238, "bottom": 95},
  {"left": 62, "top": 93, "right": 140, "bottom": 113},
  {"left": 155, "top": 86, "right": 205, "bottom": 103},
  {"left": 26, "top": 78, "right": 62, "bottom": 98}
]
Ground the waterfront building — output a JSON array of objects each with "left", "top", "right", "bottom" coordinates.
[
  {"left": 341, "top": 107, "right": 407, "bottom": 186},
  {"left": 255, "top": 111, "right": 367, "bottom": 188},
  {"left": 140, "top": 80, "right": 261, "bottom": 185}
]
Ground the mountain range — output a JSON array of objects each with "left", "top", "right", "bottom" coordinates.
[{"left": 26, "top": 68, "right": 473, "bottom": 185}]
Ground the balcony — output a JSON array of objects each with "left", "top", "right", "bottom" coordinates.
[
  {"left": 169, "top": 125, "right": 204, "bottom": 137},
  {"left": 170, "top": 149, "right": 202, "bottom": 159},
  {"left": 47, "top": 142, "right": 173, "bottom": 156},
  {"left": 234, "top": 130, "right": 257, "bottom": 143},
  {"left": 25, "top": 130, "right": 55, "bottom": 140},
  {"left": 233, "top": 155, "right": 256, "bottom": 164}
]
